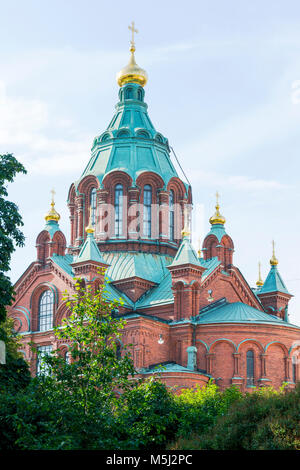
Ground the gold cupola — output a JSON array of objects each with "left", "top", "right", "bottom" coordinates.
[
  {"left": 116, "top": 22, "right": 148, "bottom": 88},
  {"left": 256, "top": 262, "right": 264, "bottom": 287},
  {"left": 270, "top": 240, "right": 278, "bottom": 266},
  {"left": 45, "top": 189, "right": 60, "bottom": 223},
  {"left": 209, "top": 192, "right": 226, "bottom": 225}
]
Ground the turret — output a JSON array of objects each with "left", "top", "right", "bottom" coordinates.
[
  {"left": 71, "top": 207, "right": 109, "bottom": 283},
  {"left": 202, "top": 192, "right": 234, "bottom": 270},
  {"left": 167, "top": 217, "right": 205, "bottom": 321},
  {"left": 36, "top": 190, "right": 66, "bottom": 263},
  {"left": 257, "top": 241, "right": 292, "bottom": 320}
]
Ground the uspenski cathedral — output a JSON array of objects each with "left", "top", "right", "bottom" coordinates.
[{"left": 9, "top": 25, "right": 300, "bottom": 392}]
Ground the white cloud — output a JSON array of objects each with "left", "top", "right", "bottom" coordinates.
[
  {"left": 0, "top": 79, "right": 92, "bottom": 175},
  {"left": 188, "top": 168, "right": 290, "bottom": 192}
]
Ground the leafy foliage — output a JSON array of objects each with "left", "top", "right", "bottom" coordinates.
[
  {"left": 0, "top": 317, "right": 31, "bottom": 391},
  {"left": 115, "top": 377, "right": 178, "bottom": 450},
  {"left": 172, "top": 380, "right": 242, "bottom": 439},
  {"left": 169, "top": 384, "right": 300, "bottom": 450},
  {"left": 0, "top": 153, "right": 26, "bottom": 323},
  {"left": 38, "top": 279, "right": 136, "bottom": 408}
]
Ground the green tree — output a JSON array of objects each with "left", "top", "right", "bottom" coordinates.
[
  {"left": 0, "top": 153, "right": 26, "bottom": 323},
  {"left": 169, "top": 384, "right": 300, "bottom": 450},
  {"left": 0, "top": 317, "right": 31, "bottom": 391},
  {"left": 23, "top": 278, "right": 137, "bottom": 448},
  {"left": 41, "top": 278, "right": 136, "bottom": 405}
]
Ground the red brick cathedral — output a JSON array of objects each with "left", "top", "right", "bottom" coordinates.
[{"left": 9, "top": 32, "right": 300, "bottom": 392}]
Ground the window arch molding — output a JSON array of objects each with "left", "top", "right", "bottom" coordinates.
[{"left": 30, "top": 282, "right": 59, "bottom": 332}]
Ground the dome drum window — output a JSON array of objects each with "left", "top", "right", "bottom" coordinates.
[
  {"left": 143, "top": 185, "right": 152, "bottom": 238},
  {"left": 115, "top": 184, "right": 123, "bottom": 237}
]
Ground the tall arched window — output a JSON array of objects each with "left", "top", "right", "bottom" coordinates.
[
  {"left": 246, "top": 350, "right": 254, "bottom": 386},
  {"left": 292, "top": 356, "right": 297, "bottom": 383},
  {"left": 65, "top": 350, "right": 71, "bottom": 364},
  {"left": 143, "top": 185, "right": 152, "bottom": 238},
  {"left": 169, "top": 190, "right": 174, "bottom": 241},
  {"left": 90, "top": 188, "right": 97, "bottom": 227},
  {"left": 38, "top": 290, "right": 54, "bottom": 331},
  {"left": 36, "top": 345, "right": 52, "bottom": 376},
  {"left": 115, "top": 184, "right": 123, "bottom": 237}
]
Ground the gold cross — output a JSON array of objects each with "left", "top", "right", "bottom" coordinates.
[
  {"left": 128, "top": 21, "right": 138, "bottom": 47},
  {"left": 216, "top": 191, "right": 220, "bottom": 206},
  {"left": 51, "top": 188, "right": 56, "bottom": 203}
]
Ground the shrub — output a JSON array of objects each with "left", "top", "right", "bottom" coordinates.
[{"left": 170, "top": 384, "right": 300, "bottom": 450}]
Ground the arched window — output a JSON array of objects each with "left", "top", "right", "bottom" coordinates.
[
  {"left": 90, "top": 188, "right": 97, "bottom": 227},
  {"left": 169, "top": 190, "right": 175, "bottom": 241},
  {"left": 65, "top": 350, "right": 71, "bottom": 364},
  {"left": 125, "top": 87, "right": 133, "bottom": 99},
  {"left": 246, "top": 350, "right": 254, "bottom": 386},
  {"left": 115, "top": 184, "right": 123, "bottom": 237},
  {"left": 292, "top": 356, "right": 297, "bottom": 383},
  {"left": 143, "top": 185, "right": 152, "bottom": 238},
  {"left": 38, "top": 290, "right": 54, "bottom": 331},
  {"left": 137, "top": 89, "right": 142, "bottom": 101},
  {"left": 36, "top": 345, "right": 52, "bottom": 376}
]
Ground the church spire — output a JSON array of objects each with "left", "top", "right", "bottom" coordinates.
[
  {"left": 116, "top": 21, "right": 148, "bottom": 87},
  {"left": 270, "top": 240, "right": 278, "bottom": 266},
  {"left": 256, "top": 261, "right": 264, "bottom": 287}
]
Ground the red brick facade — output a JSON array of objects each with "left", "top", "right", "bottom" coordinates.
[{"left": 7, "top": 78, "right": 300, "bottom": 394}]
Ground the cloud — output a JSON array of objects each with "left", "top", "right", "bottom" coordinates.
[
  {"left": 0, "top": 79, "right": 92, "bottom": 175},
  {"left": 187, "top": 168, "right": 290, "bottom": 192}
]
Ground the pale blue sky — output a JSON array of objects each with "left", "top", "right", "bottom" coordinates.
[{"left": 2, "top": 0, "right": 300, "bottom": 323}]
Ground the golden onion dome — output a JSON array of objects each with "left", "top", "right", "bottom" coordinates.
[
  {"left": 209, "top": 192, "right": 226, "bottom": 225},
  {"left": 116, "top": 45, "right": 148, "bottom": 88},
  {"left": 270, "top": 240, "right": 278, "bottom": 266},
  {"left": 116, "top": 22, "right": 148, "bottom": 88},
  {"left": 45, "top": 190, "right": 60, "bottom": 222}
]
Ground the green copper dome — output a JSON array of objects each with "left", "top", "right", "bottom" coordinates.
[{"left": 78, "top": 83, "right": 185, "bottom": 190}]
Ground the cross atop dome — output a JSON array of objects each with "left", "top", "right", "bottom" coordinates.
[
  {"left": 45, "top": 188, "right": 60, "bottom": 223},
  {"left": 128, "top": 21, "right": 138, "bottom": 51},
  {"left": 209, "top": 191, "right": 226, "bottom": 226},
  {"left": 116, "top": 21, "right": 148, "bottom": 87}
]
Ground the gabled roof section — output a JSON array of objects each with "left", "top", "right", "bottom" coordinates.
[
  {"left": 51, "top": 254, "right": 74, "bottom": 277},
  {"left": 73, "top": 233, "right": 107, "bottom": 265},
  {"left": 169, "top": 236, "right": 202, "bottom": 268},
  {"left": 195, "top": 300, "right": 299, "bottom": 328},
  {"left": 259, "top": 265, "right": 291, "bottom": 295},
  {"left": 136, "top": 256, "right": 221, "bottom": 309},
  {"left": 103, "top": 251, "right": 172, "bottom": 284}
]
